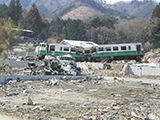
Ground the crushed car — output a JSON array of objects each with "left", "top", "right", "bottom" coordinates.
[{"left": 23, "top": 62, "right": 38, "bottom": 75}]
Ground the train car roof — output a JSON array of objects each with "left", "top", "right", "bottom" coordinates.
[
  {"left": 98, "top": 43, "right": 142, "bottom": 46},
  {"left": 60, "top": 39, "right": 98, "bottom": 49}
]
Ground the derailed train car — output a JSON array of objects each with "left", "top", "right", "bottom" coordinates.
[
  {"left": 91, "top": 43, "right": 144, "bottom": 62},
  {"left": 35, "top": 40, "right": 98, "bottom": 61},
  {"left": 35, "top": 40, "right": 144, "bottom": 62}
]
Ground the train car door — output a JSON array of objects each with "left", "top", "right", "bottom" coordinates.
[
  {"left": 136, "top": 45, "right": 141, "bottom": 55},
  {"left": 46, "top": 44, "right": 49, "bottom": 53},
  {"left": 50, "top": 45, "right": 55, "bottom": 55}
]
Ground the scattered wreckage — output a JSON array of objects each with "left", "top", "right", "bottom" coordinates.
[{"left": 23, "top": 55, "right": 81, "bottom": 76}]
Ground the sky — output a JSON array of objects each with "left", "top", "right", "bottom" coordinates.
[{"left": 103, "top": 0, "right": 160, "bottom": 4}]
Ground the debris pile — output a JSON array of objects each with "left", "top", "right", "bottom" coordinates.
[
  {"left": 77, "top": 61, "right": 124, "bottom": 77},
  {"left": 142, "top": 48, "right": 160, "bottom": 63},
  {"left": 0, "top": 63, "right": 12, "bottom": 75},
  {"left": 23, "top": 59, "right": 81, "bottom": 76}
]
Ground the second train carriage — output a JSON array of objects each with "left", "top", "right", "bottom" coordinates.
[
  {"left": 35, "top": 41, "right": 144, "bottom": 62},
  {"left": 91, "top": 43, "right": 144, "bottom": 62}
]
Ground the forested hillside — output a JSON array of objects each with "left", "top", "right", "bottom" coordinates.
[
  {"left": 0, "top": 0, "right": 75, "bottom": 14},
  {"left": 144, "top": 3, "right": 160, "bottom": 48},
  {"left": 48, "top": 0, "right": 132, "bottom": 20},
  {"left": 104, "top": 0, "right": 157, "bottom": 19},
  {"left": 133, "top": 2, "right": 155, "bottom": 18},
  {"left": 0, "top": 0, "right": 158, "bottom": 19}
]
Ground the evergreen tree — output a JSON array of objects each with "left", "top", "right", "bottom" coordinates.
[
  {"left": 0, "top": 4, "right": 8, "bottom": 18},
  {"left": 144, "top": 3, "right": 160, "bottom": 48},
  {"left": 5, "top": 0, "right": 15, "bottom": 21},
  {"left": 26, "top": 3, "right": 46, "bottom": 37},
  {"left": 151, "top": 3, "right": 160, "bottom": 18},
  {"left": 15, "top": 0, "right": 22, "bottom": 25},
  {"left": 100, "top": 19, "right": 115, "bottom": 29},
  {"left": 50, "top": 17, "right": 61, "bottom": 41},
  {"left": 76, "top": 20, "right": 86, "bottom": 40},
  {"left": 90, "top": 17, "right": 115, "bottom": 29},
  {"left": 66, "top": 19, "right": 85, "bottom": 40},
  {"left": 90, "top": 17, "right": 101, "bottom": 28},
  {"left": 66, "top": 18, "right": 73, "bottom": 39},
  {"left": 5, "top": 0, "right": 22, "bottom": 24}
]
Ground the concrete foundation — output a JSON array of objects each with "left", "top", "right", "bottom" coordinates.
[
  {"left": 0, "top": 60, "right": 44, "bottom": 67},
  {"left": 0, "top": 75, "right": 93, "bottom": 84},
  {"left": 124, "top": 63, "right": 160, "bottom": 76}
]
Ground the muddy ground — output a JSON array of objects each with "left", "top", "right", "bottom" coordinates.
[{"left": 0, "top": 62, "right": 160, "bottom": 120}]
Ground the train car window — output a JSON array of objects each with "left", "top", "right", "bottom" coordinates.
[
  {"left": 91, "top": 48, "right": 97, "bottom": 53},
  {"left": 77, "top": 48, "right": 83, "bottom": 53},
  {"left": 98, "top": 47, "right": 104, "bottom": 51},
  {"left": 121, "top": 46, "right": 126, "bottom": 50},
  {"left": 106, "top": 47, "right": 111, "bottom": 51},
  {"left": 113, "top": 46, "right": 119, "bottom": 51},
  {"left": 64, "top": 47, "right": 69, "bottom": 51},
  {"left": 50, "top": 46, "right": 55, "bottom": 51},
  {"left": 85, "top": 50, "right": 90, "bottom": 53},
  {"left": 71, "top": 48, "right": 76, "bottom": 52},
  {"left": 128, "top": 46, "right": 131, "bottom": 50},
  {"left": 60, "top": 47, "right": 63, "bottom": 51},
  {"left": 41, "top": 44, "right": 46, "bottom": 47}
]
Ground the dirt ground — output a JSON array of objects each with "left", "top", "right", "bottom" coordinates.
[
  {"left": 2, "top": 41, "right": 160, "bottom": 120},
  {"left": 1, "top": 62, "right": 160, "bottom": 120},
  {"left": 0, "top": 59, "right": 160, "bottom": 120}
]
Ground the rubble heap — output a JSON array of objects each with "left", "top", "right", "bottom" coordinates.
[
  {"left": 0, "top": 63, "right": 12, "bottom": 75},
  {"left": 142, "top": 48, "right": 160, "bottom": 63},
  {"left": 23, "top": 59, "right": 81, "bottom": 76}
]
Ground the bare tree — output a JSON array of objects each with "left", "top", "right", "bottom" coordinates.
[
  {"left": 114, "top": 18, "right": 149, "bottom": 43},
  {"left": 86, "top": 26, "right": 116, "bottom": 44},
  {"left": 95, "top": 27, "right": 115, "bottom": 44},
  {"left": 85, "top": 27, "right": 96, "bottom": 42}
]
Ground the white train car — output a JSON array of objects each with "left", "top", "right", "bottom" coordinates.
[
  {"left": 35, "top": 42, "right": 144, "bottom": 62},
  {"left": 91, "top": 43, "right": 144, "bottom": 62}
]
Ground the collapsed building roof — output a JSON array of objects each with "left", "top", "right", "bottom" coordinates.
[{"left": 60, "top": 40, "right": 98, "bottom": 50}]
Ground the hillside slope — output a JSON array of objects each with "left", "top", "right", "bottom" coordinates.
[
  {"left": 0, "top": 0, "right": 157, "bottom": 20},
  {"left": 61, "top": 6, "right": 103, "bottom": 20},
  {"left": 133, "top": 2, "right": 156, "bottom": 18},
  {"left": 48, "top": 0, "right": 127, "bottom": 20},
  {"left": 104, "top": 0, "right": 157, "bottom": 18},
  {"left": 0, "top": 0, "right": 75, "bottom": 14}
]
